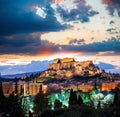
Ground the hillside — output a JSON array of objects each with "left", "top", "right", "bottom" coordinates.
[{"left": 34, "top": 58, "right": 106, "bottom": 82}]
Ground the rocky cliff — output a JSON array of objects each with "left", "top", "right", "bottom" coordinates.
[{"left": 40, "top": 58, "right": 105, "bottom": 79}]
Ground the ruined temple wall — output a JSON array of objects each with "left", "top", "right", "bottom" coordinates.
[
  {"left": 48, "top": 60, "right": 93, "bottom": 70},
  {"left": 54, "top": 58, "right": 75, "bottom": 64},
  {"left": 101, "top": 82, "right": 118, "bottom": 91},
  {"left": 75, "top": 61, "right": 93, "bottom": 67},
  {"left": 78, "top": 85, "right": 94, "bottom": 92},
  {"left": 48, "top": 62, "right": 75, "bottom": 70},
  {"left": 60, "top": 58, "right": 75, "bottom": 63},
  {"left": 54, "top": 59, "right": 60, "bottom": 64},
  {"left": 48, "top": 63, "right": 60, "bottom": 70}
]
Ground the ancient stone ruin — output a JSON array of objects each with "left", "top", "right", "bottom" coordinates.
[{"left": 40, "top": 58, "right": 104, "bottom": 79}]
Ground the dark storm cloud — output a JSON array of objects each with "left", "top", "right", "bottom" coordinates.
[
  {"left": 36, "top": 37, "right": 120, "bottom": 55},
  {"left": 106, "top": 28, "right": 119, "bottom": 34},
  {"left": 61, "top": 37, "right": 120, "bottom": 53},
  {"left": 39, "top": 37, "right": 120, "bottom": 54},
  {"left": 0, "top": 33, "right": 60, "bottom": 55},
  {"left": 0, "top": 0, "right": 66, "bottom": 35},
  {"left": 0, "top": 35, "right": 40, "bottom": 47},
  {"left": 1, "top": 34, "right": 120, "bottom": 55},
  {"left": 0, "top": 60, "right": 53, "bottom": 75},
  {"left": 56, "top": 0, "right": 99, "bottom": 23},
  {"left": 69, "top": 39, "right": 85, "bottom": 45},
  {"left": 109, "top": 20, "right": 115, "bottom": 24},
  {"left": 102, "top": 0, "right": 120, "bottom": 17},
  {"left": 106, "top": 28, "right": 116, "bottom": 32},
  {"left": 0, "top": 34, "right": 42, "bottom": 54}
]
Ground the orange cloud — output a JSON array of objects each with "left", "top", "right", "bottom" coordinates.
[
  {"left": 36, "top": 47, "right": 53, "bottom": 56},
  {"left": 63, "top": 37, "right": 74, "bottom": 44},
  {"left": 96, "top": 51, "right": 115, "bottom": 56},
  {"left": 102, "top": 0, "right": 119, "bottom": 5},
  {"left": 52, "top": 0, "right": 64, "bottom": 4},
  {"left": 31, "top": 32, "right": 43, "bottom": 38},
  {"left": 102, "top": 0, "right": 112, "bottom": 4}
]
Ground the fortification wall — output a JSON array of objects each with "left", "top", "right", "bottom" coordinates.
[
  {"left": 49, "top": 59, "right": 93, "bottom": 70},
  {"left": 54, "top": 58, "right": 75, "bottom": 64}
]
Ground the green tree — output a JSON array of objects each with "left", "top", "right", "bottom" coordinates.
[
  {"left": 0, "top": 82, "right": 4, "bottom": 100},
  {"left": 34, "top": 85, "right": 48, "bottom": 116},
  {"left": 6, "top": 93, "right": 25, "bottom": 117},
  {"left": 69, "top": 89, "right": 78, "bottom": 106},
  {"left": 0, "top": 81, "right": 6, "bottom": 115},
  {"left": 14, "top": 81, "right": 18, "bottom": 95}
]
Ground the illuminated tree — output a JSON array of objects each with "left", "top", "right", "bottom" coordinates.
[{"left": 48, "top": 90, "right": 71, "bottom": 110}]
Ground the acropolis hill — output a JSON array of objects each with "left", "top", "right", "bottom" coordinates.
[{"left": 40, "top": 58, "right": 105, "bottom": 79}]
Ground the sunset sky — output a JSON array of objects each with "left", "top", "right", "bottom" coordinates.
[{"left": 0, "top": 0, "right": 120, "bottom": 75}]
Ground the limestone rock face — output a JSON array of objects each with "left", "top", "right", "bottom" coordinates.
[{"left": 40, "top": 58, "right": 104, "bottom": 79}]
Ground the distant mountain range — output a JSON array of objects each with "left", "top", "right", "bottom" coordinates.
[
  {"left": 1, "top": 71, "right": 42, "bottom": 79},
  {"left": 96, "top": 62, "right": 115, "bottom": 70},
  {"left": 96, "top": 62, "right": 119, "bottom": 74},
  {"left": 0, "top": 60, "right": 53, "bottom": 78}
]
